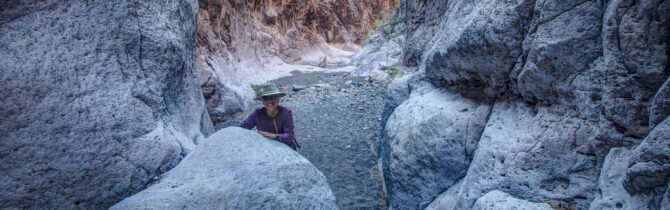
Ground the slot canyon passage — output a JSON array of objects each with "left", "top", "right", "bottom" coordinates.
[{"left": 2, "top": 0, "right": 670, "bottom": 210}]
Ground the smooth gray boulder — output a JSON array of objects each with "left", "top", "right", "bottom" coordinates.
[
  {"left": 453, "top": 101, "right": 599, "bottom": 209},
  {"left": 472, "top": 190, "right": 552, "bottom": 210},
  {"left": 624, "top": 117, "right": 670, "bottom": 198},
  {"left": 383, "top": 85, "right": 491, "bottom": 209},
  {"left": 0, "top": 0, "right": 211, "bottom": 208},
  {"left": 111, "top": 127, "right": 338, "bottom": 209}
]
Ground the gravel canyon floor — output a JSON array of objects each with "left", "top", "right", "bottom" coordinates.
[{"left": 223, "top": 71, "right": 389, "bottom": 209}]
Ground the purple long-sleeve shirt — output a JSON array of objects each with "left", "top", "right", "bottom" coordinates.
[{"left": 237, "top": 105, "right": 296, "bottom": 148}]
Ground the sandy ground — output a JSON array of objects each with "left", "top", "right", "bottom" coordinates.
[{"left": 224, "top": 71, "right": 389, "bottom": 209}]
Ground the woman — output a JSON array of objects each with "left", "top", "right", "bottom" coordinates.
[{"left": 237, "top": 84, "right": 299, "bottom": 150}]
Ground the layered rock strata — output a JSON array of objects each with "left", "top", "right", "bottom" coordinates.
[
  {"left": 112, "top": 127, "right": 338, "bottom": 209},
  {"left": 357, "top": 0, "right": 670, "bottom": 209},
  {"left": 196, "top": 0, "right": 398, "bottom": 125},
  {"left": 0, "top": 1, "right": 212, "bottom": 208}
]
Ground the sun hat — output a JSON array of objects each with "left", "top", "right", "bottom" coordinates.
[{"left": 254, "top": 84, "right": 287, "bottom": 100}]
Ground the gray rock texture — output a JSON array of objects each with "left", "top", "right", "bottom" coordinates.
[
  {"left": 383, "top": 84, "right": 491, "bottom": 209},
  {"left": 0, "top": 1, "right": 212, "bottom": 208},
  {"left": 623, "top": 117, "right": 670, "bottom": 202},
  {"left": 369, "top": 69, "right": 390, "bottom": 83},
  {"left": 365, "top": 0, "right": 670, "bottom": 208},
  {"left": 589, "top": 148, "right": 660, "bottom": 210},
  {"left": 472, "top": 190, "right": 553, "bottom": 210},
  {"left": 454, "top": 102, "right": 600, "bottom": 209},
  {"left": 350, "top": 15, "right": 405, "bottom": 76},
  {"left": 424, "top": 179, "right": 462, "bottom": 210},
  {"left": 111, "top": 127, "right": 338, "bottom": 209},
  {"left": 650, "top": 77, "right": 670, "bottom": 129}
]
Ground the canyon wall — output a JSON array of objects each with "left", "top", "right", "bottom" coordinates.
[
  {"left": 196, "top": 0, "right": 398, "bottom": 125},
  {"left": 0, "top": 1, "right": 212, "bottom": 208},
  {"left": 362, "top": 0, "right": 670, "bottom": 209}
]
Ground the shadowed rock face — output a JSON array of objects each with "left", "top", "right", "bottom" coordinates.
[
  {"left": 196, "top": 0, "right": 398, "bottom": 126},
  {"left": 0, "top": 1, "right": 212, "bottom": 208},
  {"left": 111, "top": 127, "right": 338, "bottom": 209},
  {"left": 362, "top": 0, "right": 670, "bottom": 209}
]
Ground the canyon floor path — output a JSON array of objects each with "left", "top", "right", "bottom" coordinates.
[{"left": 224, "top": 71, "right": 388, "bottom": 209}]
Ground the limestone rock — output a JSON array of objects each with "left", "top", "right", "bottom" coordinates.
[
  {"left": 453, "top": 102, "right": 599, "bottom": 209},
  {"left": 368, "top": 69, "right": 389, "bottom": 83},
  {"left": 424, "top": 179, "right": 462, "bottom": 210},
  {"left": 111, "top": 127, "right": 338, "bottom": 209},
  {"left": 382, "top": 85, "right": 491, "bottom": 209},
  {"left": 400, "top": 0, "right": 669, "bottom": 136},
  {"left": 0, "top": 0, "right": 211, "bottom": 208},
  {"left": 624, "top": 117, "right": 670, "bottom": 196},
  {"left": 662, "top": 183, "right": 670, "bottom": 209},
  {"left": 472, "top": 190, "right": 552, "bottom": 210},
  {"left": 650, "top": 77, "right": 670, "bottom": 129},
  {"left": 351, "top": 17, "right": 405, "bottom": 76},
  {"left": 600, "top": 0, "right": 670, "bottom": 137},
  {"left": 372, "top": 0, "right": 670, "bottom": 208},
  {"left": 589, "top": 148, "right": 659, "bottom": 210}
]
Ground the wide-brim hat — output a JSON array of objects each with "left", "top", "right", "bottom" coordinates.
[{"left": 254, "top": 84, "right": 287, "bottom": 100}]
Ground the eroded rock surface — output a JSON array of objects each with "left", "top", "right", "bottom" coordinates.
[
  {"left": 368, "top": 0, "right": 670, "bottom": 209},
  {"left": 111, "top": 127, "right": 337, "bottom": 209},
  {"left": 454, "top": 102, "right": 600, "bottom": 209},
  {"left": 589, "top": 147, "right": 662, "bottom": 210},
  {"left": 0, "top": 0, "right": 211, "bottom": 209},
  {"left": 623, "top": 117, "right": 670, "bottom": 198},
  {"left": 650, "top": 77, "right": 670, "bottom": 129},
  {"left": 383, "top": 84, "right": 491, "bottom": 209}
]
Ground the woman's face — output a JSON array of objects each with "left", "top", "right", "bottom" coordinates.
[{"left": 262, "top": 96, "right": 280, "bottom": 111}]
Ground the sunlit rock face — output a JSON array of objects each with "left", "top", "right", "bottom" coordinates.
[
  {"left": 372, "top": 0, "right": 670, "bottom": 209},
  {"left": 196, "top": 0, "right": 398, "bottom": 125},
  {"left": 0, "top": 0, "right": 212, "bottom": 209}
]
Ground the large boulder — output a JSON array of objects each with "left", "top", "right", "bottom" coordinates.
[
  {"left": 452, "top": 102, "right": 599, "bottom": 209},
  {"left": 0, "top": 1, "right": 212, "bottom": 208},
  {"left": 472, "top": 190, "right": 553, "bottom": 210},
  {"left": 382, "top": 84, "right": 491, "bottom": 209},
  {"left": 111, "top": 127, "right": 338, "bottom": 209}
]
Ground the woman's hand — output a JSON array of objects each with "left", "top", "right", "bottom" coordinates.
[{"left": 257, "top": 131, "right": 277, "bottom": 140}]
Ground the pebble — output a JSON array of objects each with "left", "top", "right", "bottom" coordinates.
[{"left": 292, "top": 84, "right": 307, "bottom": 92}]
